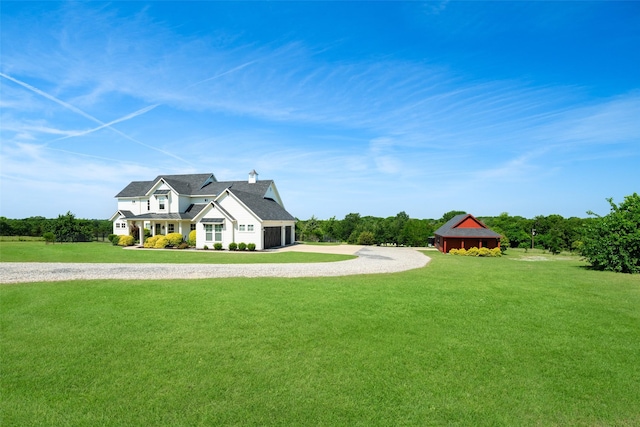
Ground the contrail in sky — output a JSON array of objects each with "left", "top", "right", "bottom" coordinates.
[
  {"left": 48, "top": 104, "right": 159, "bottom": 143},
  {"left": 185, "top": 60, "right": 258, "bottom": 89},
  {"left": 0, "top": 72, "right": 192, "bottom": 166}
]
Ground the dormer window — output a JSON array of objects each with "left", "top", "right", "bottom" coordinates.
[{"left": 159, "top": 197, "right": 166, "bottom": 210}]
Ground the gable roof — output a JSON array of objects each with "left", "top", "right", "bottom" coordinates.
[
  {"left": 229, "top": 189, "right": 295, "bottom": 221},
  {"left": 115, "top": 173, "right": 274, "bottom": 198},
  {"left": 434, "top": 214, "right": 501, "bottom": 238}
]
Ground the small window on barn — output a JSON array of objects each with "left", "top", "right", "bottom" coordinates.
[
  {"left": 239, "top": 225, "right": 246, "bottom": 232},
  {"left": 248, "top": 225, "right": 254, "bottom": 232}
]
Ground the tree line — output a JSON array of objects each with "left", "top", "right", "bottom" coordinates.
[
  {"left": 0, "top": 212, "right": 113, "bottom": 242},
  {"left": 295, "top": 209, "right": 594, "bottom": 254},
  {"left": 0, "top": 209, "right": 602, "bottom": 253}
]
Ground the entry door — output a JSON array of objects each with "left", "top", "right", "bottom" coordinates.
[{"left": 155, "top": 224, "right": 162, "bottom": 235}]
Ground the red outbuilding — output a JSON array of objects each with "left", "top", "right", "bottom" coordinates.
[{"left": 434, "top": 214, "right": 501, "bottom": 253}]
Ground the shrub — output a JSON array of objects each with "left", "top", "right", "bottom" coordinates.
[
  {"left": 108, "top": 234, "right": 120, "bottom": 246},
  {"left": 357, "top": 231, "right": 375, "bottom": 245},
  {"left": 203, "top": 245, "right": 209, "bottom": 250},
  {"left": 118, "top": 235, "right": 135, "bottom": 246},
  {"left": 154, "top": 236, "right": 169, "bottom": 249},
  {"left": 144, "top": 235, "right": 160, "bottom": 248},
  {"left": 228, "top": 242, "right": 238, "bottom": 251},
  {"left": 144, "top": 228, "right": 152, "bottom": 239},
  {"left": 581, "top": 193, "right": 640, "bottom": 273},
  {"left": 43, "top": 232, "right": 55, "bottom": 244},
  {"left": 247, "top": 243, "right": 256, "bottom": 251},
  {"left": 188, "top": 230, "right": 197, "bottom": 246},
  {"left": 478, "top": 247, "right": 491, "bottom": 257},
  {"left": 166, "top": 232, "right": 183, "bottom": 247},
  {"left": 238, "top": 242, "right": 247, "bottom": 251},
  {"left": 213, "top": 243, "right": 223, "bottom": 250},
  {"left": 450, "top": 246, "right": 501, "bottom": 257}
]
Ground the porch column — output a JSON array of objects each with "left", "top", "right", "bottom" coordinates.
[{"left": 139, "top": 225, "right": 145, "bottom": 246}]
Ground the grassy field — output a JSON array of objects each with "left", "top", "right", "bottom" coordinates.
[
  {"left": 1, "top": 249, "right": 639, "bottom": 425},
  {"left": 0, "top": 241, "right": 354, "bottom": 264}
]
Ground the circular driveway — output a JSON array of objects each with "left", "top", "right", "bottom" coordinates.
[{"left": 0, "top": 245, "right": 431, "bottom": 284}]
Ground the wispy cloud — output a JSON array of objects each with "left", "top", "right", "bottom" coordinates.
[{"left": 1, "top": 72, "right": 189, "bottom": 165}]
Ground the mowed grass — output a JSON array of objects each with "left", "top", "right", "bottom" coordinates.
[
  {"left": 1, "top": 251, "right": 639, "bottom": 426},
  {"left": 0, "top": 241, "right": 354, "bottom": 264}
]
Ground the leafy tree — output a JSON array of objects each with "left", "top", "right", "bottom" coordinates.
[
  {"left": 392, "top": 211, "right": 410, "bottom": 246},
  {"left": 440, "top": 210, "right": 466, "bottom": 223},
  {"left": 0, "top": 217, "right": 14, "bottom": 235},
  {"left": 50, "top": 211, "right": 82, "bottom": 242},
  {"left": 43, "top": 231, "right": 55, "bottom": 244},
  {"left": 403, "top": 218, "right": 432, "bottom": 247},
  {"left": 581, "top": 193, "right": 640, "bottom": 273},
  {"left": 336, "top": 213, "right": 361, "bottom": 242},
  {"left": 357, "top": 231, "right": 375, "bottom": 245}
]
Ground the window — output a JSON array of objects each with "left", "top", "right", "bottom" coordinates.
[
  {"left": 205, "top": 224, "right": 213, "bottom": 241},
  {"left": 168, "top": 224, "right": 174, "bottom": 233},
  {"left": 190, "top": 224, "right": 196, "bottom": 231},
  {"left": 248, "top": 224, "right": 254, "bottom": 232},
  {"left": 215, "top": 224, "right": 223, "bottom": 241},
  {"left": 159, "top": 197, "right": 165, "bottom": 210},
  {"left": 147, "top": 200, "right": 151, "bottom": 211},
  {"left": 239, "top": 224, "right": 246, "bottom": 232}
]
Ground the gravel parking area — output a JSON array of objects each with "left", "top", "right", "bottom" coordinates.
[{"left": 0, "top": 246, "right": 430, "bottom": 284}]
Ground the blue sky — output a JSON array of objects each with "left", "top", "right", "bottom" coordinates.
[{"left": 1, "top": 1, "right": 638, "bottom": 221}]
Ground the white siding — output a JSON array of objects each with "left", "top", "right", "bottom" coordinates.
[
  {"left": 216, "top": 193, "right": 264, "bottom": 249},
  {"left": 117, "top": 199, "right": 145, "bottom": 215},
  {"left": 112, "top": 216, "right": 129, "bottom": 235},
  {"left": 264, "top": 184, "right": 283, "bottom": 206}
]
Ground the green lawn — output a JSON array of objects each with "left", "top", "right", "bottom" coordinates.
[
  {"left": 0, "top": 241, "right": 354, "bottom": 264},
  {"left": 1, "top": 251, "right": 639, "bottom": 426}
]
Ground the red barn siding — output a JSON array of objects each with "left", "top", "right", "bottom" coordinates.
[{"left": 439, "top": 237, "right": 500, "bottom": 253}]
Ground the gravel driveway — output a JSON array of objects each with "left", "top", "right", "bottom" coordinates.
[{"left": 0, "top": 245, "right": 431, "bottom": 284}]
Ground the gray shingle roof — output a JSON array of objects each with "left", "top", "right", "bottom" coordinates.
[
  {"left": 434, "top": 214, "right": 501, "bottom": 238},
  {"left": 230, "top": 189, "right": 296, "bottom": 221},
  {"left": 114, "top": 173, "right": 274, "bottom": 198},
  {"left": 115, "top": 181, "right": 153, "bottom": 198}
]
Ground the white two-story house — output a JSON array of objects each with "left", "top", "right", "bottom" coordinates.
[{"left": 110, "top": 170, "right": 296, "bottom": 250}]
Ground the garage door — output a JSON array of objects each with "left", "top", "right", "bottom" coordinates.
[{"left": 264, "top": 226, "right": 282, "bottom": 249}]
